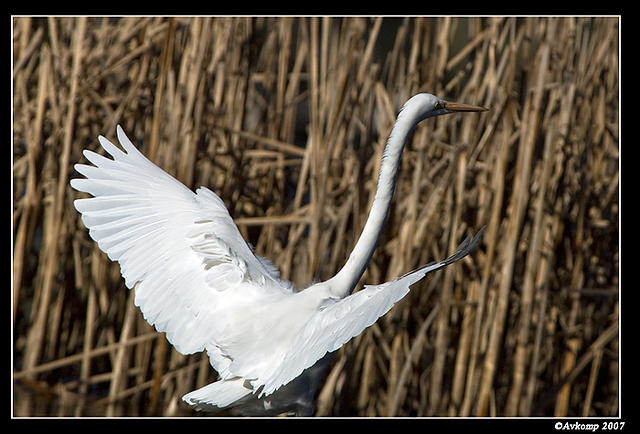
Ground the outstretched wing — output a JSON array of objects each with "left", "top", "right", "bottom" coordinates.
[
  {"left": 261, "top": 228, "right": 484, "bottom": 396},
  {"left": 70, "top": 126, "right": 293, "bottom": 366}
]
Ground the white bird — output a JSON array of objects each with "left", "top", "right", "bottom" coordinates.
[{"left": 70, "top": 93, "right": 486, "bottom": 415}]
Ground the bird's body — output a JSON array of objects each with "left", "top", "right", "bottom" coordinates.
[{"left": 70, "top": 93, "right": 486, "bottom": 415}]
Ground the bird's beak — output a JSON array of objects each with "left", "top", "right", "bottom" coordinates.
[{"left": 442, "top": 101, "right": 489, "bottom": 112}]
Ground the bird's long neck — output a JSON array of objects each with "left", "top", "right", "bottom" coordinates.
[{"left": 326, "top": 105, "right": 423, "bottom": 298}]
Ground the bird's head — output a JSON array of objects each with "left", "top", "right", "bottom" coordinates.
[{"left": 404, "top": 93, "right": 488, "bottom": 122}]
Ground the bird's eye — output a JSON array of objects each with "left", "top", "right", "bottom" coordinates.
[{"left": 434, "top": 102, "right": 444, "bottom": 110}]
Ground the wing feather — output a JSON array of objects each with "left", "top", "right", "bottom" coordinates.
[
  {"left": 71, "top": 126, "right": 292, "bottom": 362},
  {"left": 261, "top": 228, "right": 484, "bottom": 396}
]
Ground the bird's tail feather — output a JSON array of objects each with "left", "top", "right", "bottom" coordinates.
[{"left": 182, "top": 378, "right": 252, "bottom": 411}]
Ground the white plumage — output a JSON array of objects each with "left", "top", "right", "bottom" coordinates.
[{"left": 70, "top": 93, "right": 485, "bottom": 414}]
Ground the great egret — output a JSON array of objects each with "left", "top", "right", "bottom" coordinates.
[{"left": 70, "top": 93, "right": 486, "bottom": 415}]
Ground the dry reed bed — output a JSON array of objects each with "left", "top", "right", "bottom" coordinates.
[{"left": 12, "top": 17, "right": 619, "bottom": 417}]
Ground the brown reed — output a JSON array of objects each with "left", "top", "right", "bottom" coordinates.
[{"left": 12, "top": 16, "right": 619, "bottom": 417}]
